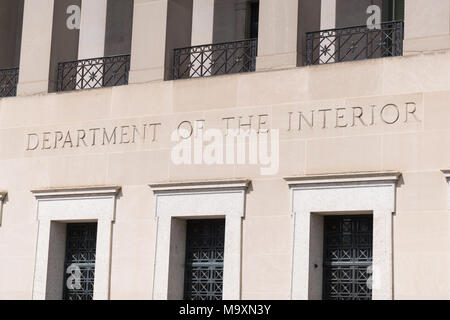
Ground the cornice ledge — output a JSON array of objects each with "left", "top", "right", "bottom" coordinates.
[
  {"left": 149, "top": 179, "right": 250, "bottom": 193},
  {"left": 31, "top": 185, "right": 121, "bottom": 199},
  {"left": 0, "top": 191, "right": 7, "bottom": 201},
  {"left": 441, "top": 170, "right": 450, "bottom": 180},
  {"left": 284, "top": 171, "right": 401, "bottom": 187}
]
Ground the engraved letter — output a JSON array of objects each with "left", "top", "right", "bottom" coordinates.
[
  {"left": 335, "top": 108, "right": 348, "bottom": 128},
  {"left": 380, "top": 104, "right": 400, "bottom": 124},
  {"left": 405, "top": 102, "right": 420, "bottom": 123},
  {"left": 26, "top": 134, "right": 39, "bottom": 151}
]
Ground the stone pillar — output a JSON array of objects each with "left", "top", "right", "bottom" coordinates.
[
  {"left": 319, "top": 0, "right": 336, "bottom": 64},
  {"left": 191, "top": 0, "right": 214, "bottom": 45},
  {"left": 190, "top": 0, "right": 214, "bottom": 77},
  {"left": 321, "top": 0, "right": 336, "bottom": 29},
  {"left": 129, "top": 0, "right": 169, "bottom": 83},
  {"left": 256, "top": 0, "right": 299, "bottom": 71},
  {"left": 129, "top": 0, "right": 192, "bottom": 82},
  {"left": 78, "top": 0, "right": 107, "bottom": 59},
  {"left": 404, "top": 0, "right": 450, "bottom": 55},
  {"left": 17, "top": 0, "right": 54, "bottom": 96},
  {"left": 77, "top": 0, "right": 108, "bottom": 89}
]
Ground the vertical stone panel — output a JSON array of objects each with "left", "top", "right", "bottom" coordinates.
[
  {"left": 256, "top": 0, "right": 299, "bottom": 71},
  {"left": 17, "top": 0, "right": 54, "bottom": 96}
]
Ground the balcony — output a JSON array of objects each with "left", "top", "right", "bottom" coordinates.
[
  {"left": 173, "top": 38, "right": 257, "bottom": 80},
  {"left": 57, "top": 55, "right": 130, "bottom": 92},
  {"left": 0, "top": 68, "right": 19, "bottom": 98},
  {"left": 306, "top": 21, "right": 404, "bottom": 65}
]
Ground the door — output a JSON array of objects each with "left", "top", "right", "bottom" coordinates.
[
  {"left": 63, "top": 223, "right": 97, "bottom": 300},
  {"left": 323, "top": 215, "right": 373, "bottom": 300},
  {"left": 184, "top": 219, "right": 225, "bottom": 300}
]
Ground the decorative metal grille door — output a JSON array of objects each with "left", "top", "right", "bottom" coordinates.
[
  {"left": 173, "top": 39, "right": 257, "bottom": 80},
  {"left": 0, "top": 68, "right": 19, "bottom": 97},
  {"left": 305, "top": 21, "right": 403, "bottom": 65},
  {"left": 63, "top": 223, "right": 97, "bottom": 300},
  {"left": 323, "top": 215, "right": 373, "bottom": 300},
  {"left": 184, "top": 219, "right": 225, "bottom": 300},
  {"left": 57, "top": 55, "right": 130, "bottom": 92}
]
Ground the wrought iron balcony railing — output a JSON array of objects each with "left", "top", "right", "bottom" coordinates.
[
  {"left": 57, "top": 54, "right": 130, "bottom": 92},
  {"left": 306, "top": 21, "right": 403, "bottom": 65},
  {"left": 0, "top": 67, "right": 19, "bottom": 98},
  {"left": 173, "top": 38, "right": 257, "bottom": 80}
]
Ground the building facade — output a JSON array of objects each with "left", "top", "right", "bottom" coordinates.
[{"left": 0, "top": 0, "right": 449, "bottom": 300}]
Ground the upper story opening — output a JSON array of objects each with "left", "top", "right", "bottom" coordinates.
[
  {"left": 51, "top": 0, "right": 134, "bottom": 93},
  {"left": 298, "top": 0, "right": 404, "bottom": 66},
  {"left": 0, "top": 0, "right": 24, "bottom": 98},
  {"left": 168, "top": 0, "right": 260, "bottom": 80}
]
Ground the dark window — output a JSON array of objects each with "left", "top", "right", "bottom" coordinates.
[
  {"left": 184, "top": 219, "right": 225, "bottom": 300},
  {"left": 384, "top": 0, "right": 405, "bottom": 22},
  {"left": 63, "top": 223, "right": 97, "bottom": 300},
  {"left": 249, "top": 2, "right": 259, "bottom": 39},
  {"left": 323, "top": 215, "right": 373, "bottom": 300}
]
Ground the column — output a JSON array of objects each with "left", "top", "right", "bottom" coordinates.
[
  {"left": 191, "top": 0, "right": 214, "bottom": 45},
  {"left": 130, "top": 0, "right": 193, "bottom": 82},
  {"left": 77, "top": 0, "right": 108, "bottom": 89},
  {"left": 190, "top": 0, "right": 214, "bottom": 77},
  {"left": 321, "top": 0, "right": 336, "bottom": 30},
  {"left": 129, "top": 0, "right": 169, "bottom": 83},
  {"left": 17, "top": 0, "right": 54, "bottom": 96},
  {"left": 78, "top": 0, "right": 107, "bottom": 59},
  {"left": 320, "top": 0, "right": 336, "bottom": 63},
  {"left": 256, "top": 0, "right": 299, "bottom": 71},
  {"left": 404, "top": 0, "right": 450, "bottom": 55}
]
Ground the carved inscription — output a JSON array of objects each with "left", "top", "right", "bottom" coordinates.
[{"left": 25, "top": 101, "right": 420, "bottom": 151}]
